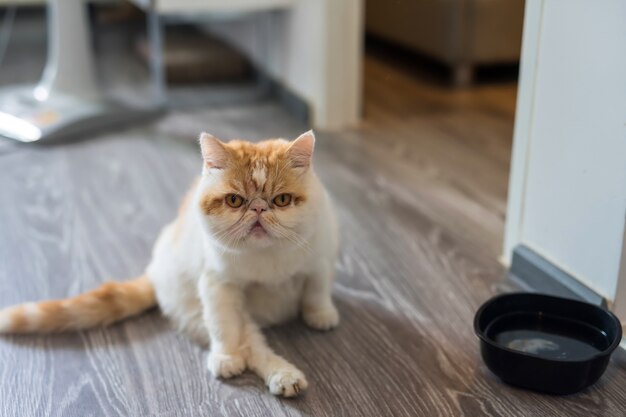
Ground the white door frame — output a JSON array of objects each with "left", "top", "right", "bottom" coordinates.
[
  {"left": 613, "top": 212, "right": 626, "bottom": 319},
  {"left": 503, "top": 0, "right": 545, "bottom": 264},
  {"left": 504, "top": 0, "right": 626, "bottom": 319}
]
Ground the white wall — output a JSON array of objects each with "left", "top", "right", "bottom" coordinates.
[
  {"left": 504, "top": 0, "right": 626, "bottom": 300},
  {"left": 207, "top": 0, "right": 363, "bottom": 129}
]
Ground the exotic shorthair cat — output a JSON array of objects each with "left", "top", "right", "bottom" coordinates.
[{"left": 0, "top": 130, "right": 339, "bottom": 397}]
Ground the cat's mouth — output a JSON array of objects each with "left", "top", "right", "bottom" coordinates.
[{"left": 248, "top": 220, "right": 268, "bottom": 236}]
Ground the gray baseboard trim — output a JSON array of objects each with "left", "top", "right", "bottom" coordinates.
[{"left": 510, "top": 244, "right": 607, "bottom": 308}]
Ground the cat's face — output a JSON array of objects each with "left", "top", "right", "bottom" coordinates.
[{"left": 197, "top": 131, "right": 318, "bottom": 250}]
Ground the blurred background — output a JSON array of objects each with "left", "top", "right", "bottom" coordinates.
[{"left": 0, "top": 0, "right": 524, "bottom": 138}]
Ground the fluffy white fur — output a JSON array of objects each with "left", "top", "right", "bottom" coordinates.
[{"left": 147, "top": 131, "right": 339, "bottom": 396}]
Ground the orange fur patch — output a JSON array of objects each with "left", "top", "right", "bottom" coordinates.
[
  {"left": 0, "top": 275, "right": 155, "bottom": 333},
  {"left": 9, "top": 306, "right": 29, "bottom": 332},
  {"left": 199, "top": 139, "right": 308, "bottom": 216},
  {"left": 200, "top": 195, "right": 224, "bottom": 215}
]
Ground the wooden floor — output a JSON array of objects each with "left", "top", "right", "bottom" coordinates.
[{"left": 1, "top": 20, "right": 626, "bottom": 416}]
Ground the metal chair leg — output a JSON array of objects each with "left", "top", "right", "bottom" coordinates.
[{"left": 147, "top": 1, "right": 166, "bottom": 105}]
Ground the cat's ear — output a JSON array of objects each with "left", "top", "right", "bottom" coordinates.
[
  {"left": 287, "top": 130, "right": 315, "bottom": 168},
  {"left": 199, "top": 132, "right": 228, "bottom": 169}
]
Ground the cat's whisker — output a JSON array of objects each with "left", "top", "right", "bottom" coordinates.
[{"left": 266, "top": 224, "right": 313, "bottom": 253}]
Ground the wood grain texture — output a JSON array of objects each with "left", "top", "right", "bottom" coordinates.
[{"left": 1, "top": 14, "right": 626, "bottom": 417}]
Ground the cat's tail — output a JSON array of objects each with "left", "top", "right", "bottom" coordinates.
[{"left": 0, "top": 275, "right": 156, "bottom": 334}]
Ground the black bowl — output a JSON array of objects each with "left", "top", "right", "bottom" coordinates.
[{"left": 474, "top": 293, "right": 622, "bottom": 394}]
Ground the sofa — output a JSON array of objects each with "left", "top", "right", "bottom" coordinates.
[{"left": 365, "top": 0, "right": 525, "bottom": 85}]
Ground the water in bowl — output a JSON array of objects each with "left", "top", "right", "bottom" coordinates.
[{"left": 485, "top": 312, "right": 611, "bottom": 361}]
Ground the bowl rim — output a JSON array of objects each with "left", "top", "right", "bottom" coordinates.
[{"left": 474, "top": 292, "right": 623, "bottom": 363}]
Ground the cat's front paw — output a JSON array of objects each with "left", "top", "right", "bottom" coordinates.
[
  {"left": 303, "top": 304, "right": 339, "bottom": 331},
  {"left": 207, "top": 351, "right": 246, "bottom": 379},
  {"left": 267, "top": 368, "right": 308, "bottom": 397}
]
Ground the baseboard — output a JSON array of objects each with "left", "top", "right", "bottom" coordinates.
[{"left": 509, "top": 244, "right": 607, "bottom": 308}]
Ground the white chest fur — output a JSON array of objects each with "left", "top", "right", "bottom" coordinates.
[{"left": 212, "top": 243, "right": 312, "bottom": 286}]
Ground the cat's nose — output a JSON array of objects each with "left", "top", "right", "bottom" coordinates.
[{"left": 249, "top": 199, "right": 268, "bottom": 214}]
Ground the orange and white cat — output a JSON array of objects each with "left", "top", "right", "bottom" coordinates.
[{"left": 0, "top": 130, "right": 339, "bottom": 397}]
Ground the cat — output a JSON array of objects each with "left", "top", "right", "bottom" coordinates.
[{"left": 0, "top": 130, "right": 340, "bottom": 397}]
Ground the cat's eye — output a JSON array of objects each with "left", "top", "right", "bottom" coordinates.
[
  {"left": 273, "top": 193, "right": 292, "bottom": 207},
  {"left": 225, "top": 194, "right": 244, "bottom": 208}
]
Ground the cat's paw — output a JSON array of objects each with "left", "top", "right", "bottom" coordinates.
[
  {"left": 303, "top": 304, "right": 340, "bottom": 331},
  {"left": 207, "top": 351, "right": 246, "bottom": 379},
  {"left": 267, "top": 368, "right": 308, "bottom": 397}
]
